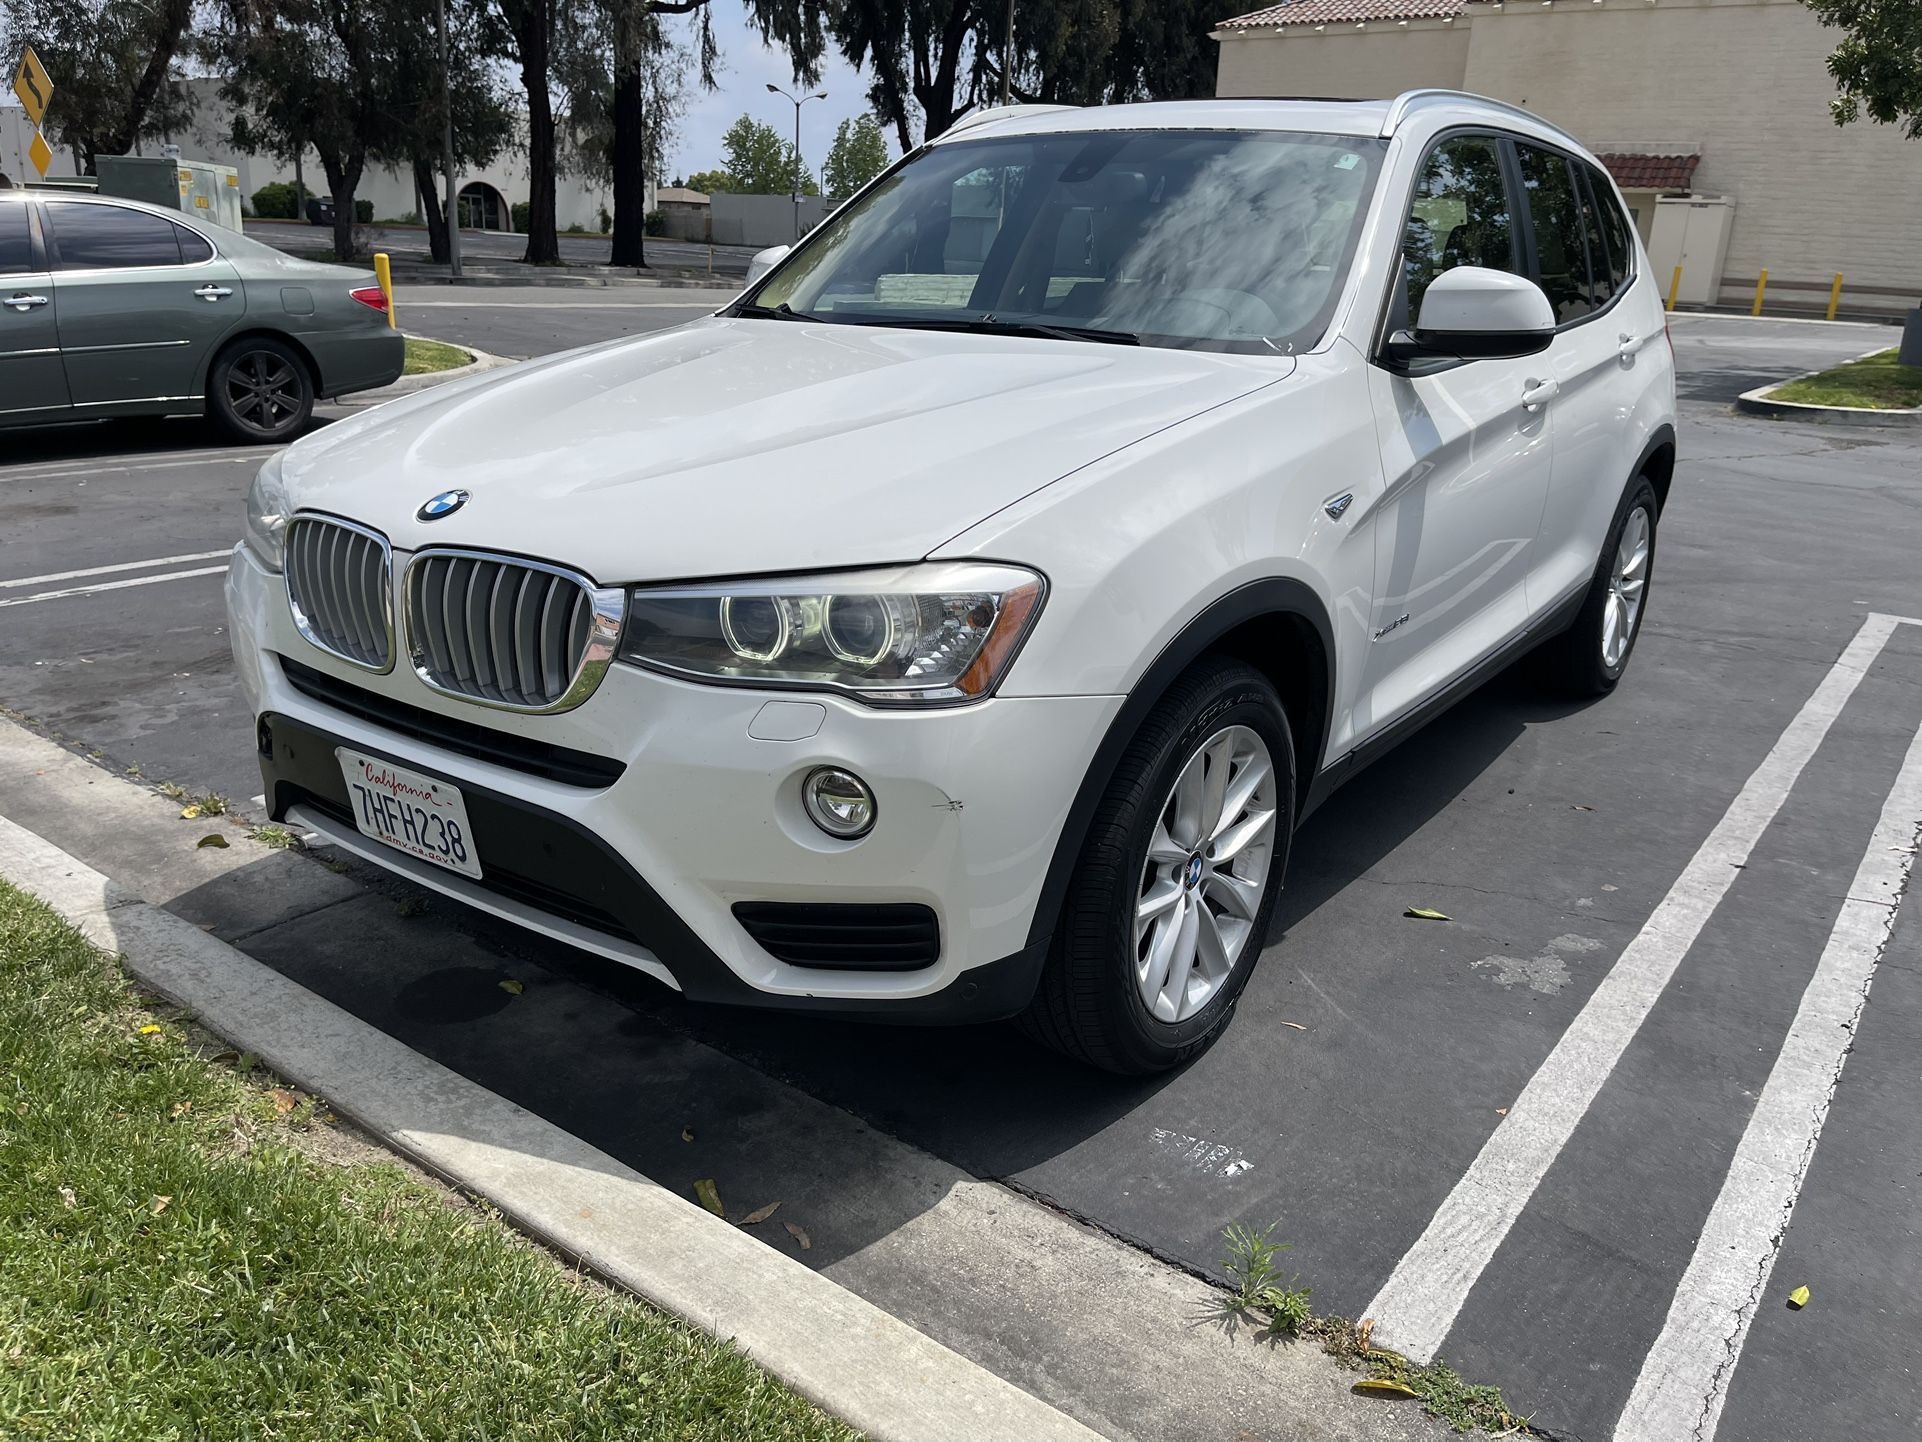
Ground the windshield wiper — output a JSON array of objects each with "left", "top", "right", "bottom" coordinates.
[
  {"left": 733, "top": 301, "right": 822, "bottom": 322},
  {"left": 870, "top": 314, "right": 1140, "bottom": 346}
]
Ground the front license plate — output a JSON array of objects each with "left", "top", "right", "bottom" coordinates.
[{"left": 335, "top": 747, "right": 482, "bottom": 880}]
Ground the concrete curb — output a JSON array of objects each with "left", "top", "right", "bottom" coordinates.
[
  {"left": 1735, "top": 345, "right": 1922, "bottom": 426},
  {"left": 0, "top": 813, "right": 1105, "bottom": 1442},
  {"left": 381, "top": 338, "right": 517, "bottom": 393}
]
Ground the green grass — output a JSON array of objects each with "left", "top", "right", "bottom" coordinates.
[
  {"left": 1770, "top": 348, "right": 1922, "bottom": 409},
  {"left": 0, "top": 881, "right": 862, "bottom": 1442},
  {"left": 402, "top": 337, "right": 474, "bottom": 376},
  {"left": 1220, "top": 1225, "right": 1527, "bottom": 1434}
]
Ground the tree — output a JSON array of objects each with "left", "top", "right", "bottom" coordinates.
[
  {"left": 215, "top": 0, "right": 385, "bottom": 261},
  {"left": 392, "top": 0, "right": 515, "bottom": 264},
  {"left": 0, "top": 0, "right": 198, "bottom": 170},
  {"left": 822, "top": 113, "right": 889, "bottom": 197},
  {"left": 684, "top": 168, "right": 731, "bottom": 193},
  {"left": 491, "top": 0, "right": 567, "bottom": 262},
  {"left": 1803, "top": 0, "right": 1922, "bottom": 138},
  {"left": 720, "top": 114, "right": 817, "bottom": 194}
]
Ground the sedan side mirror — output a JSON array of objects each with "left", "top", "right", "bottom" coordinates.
[
  {"left": 745, "top": 244, "right": 790, "bottom": 287},
  {"left": 1386, "top": 266, "right": 1556, "bottom": 363}
]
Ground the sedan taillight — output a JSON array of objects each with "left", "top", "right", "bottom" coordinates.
[{"left": 349, "top": 286, "right": 389, "bottom": 314}]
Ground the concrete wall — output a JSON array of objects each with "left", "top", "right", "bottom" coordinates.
[
  {"left": 709, "top": 192, "right": 834, "bottom": 248},
  {"left": 1214, "top": 0, "right": 1922, "bottom": 316},
  {"left": 1465, "top": 0, "right": 1922, "bottom": 313},
  {"left": 1214, "top": 22, "right": 1470, "bottom": 101}
]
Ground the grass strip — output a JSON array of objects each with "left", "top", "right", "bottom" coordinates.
[
  {"left": 402, "top": 337, "right": 475, "bottom": 375},
  {"left": 1769, "top": 348, "right": 1922, "bottom": 410},
  {"left": 0, "top": 880, "right": 861, "bottom": 1442}
]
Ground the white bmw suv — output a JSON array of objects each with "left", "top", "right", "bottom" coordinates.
[{"left": 228, "top": 91, "right": 1675, "bottom": 1073}]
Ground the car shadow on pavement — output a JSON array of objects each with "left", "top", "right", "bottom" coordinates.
[
  {"left": 162, "top": 651, "right": 1602, "bottom": 1274},
  {"left": 1, "top": 414, "right": 332, "bottom": 465}
]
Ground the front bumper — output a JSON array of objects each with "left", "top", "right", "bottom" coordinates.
[{"left": 226, "top": 544, "right": 1119, "bottom": 1022}]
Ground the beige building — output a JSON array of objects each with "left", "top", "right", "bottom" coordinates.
[{"left": 1214, "top": 0, "right": 1922, "bottom": 317}]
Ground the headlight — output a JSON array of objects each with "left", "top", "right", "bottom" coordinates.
[
  {"left": 242, "top": 452, "right": 292, "bottom": 571},
  {"left": 618, "top": 563, "right": 1046, "bottom": 706}
]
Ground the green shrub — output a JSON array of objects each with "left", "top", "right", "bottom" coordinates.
[
  {"left": 598, "top": 205, "right": 611, "bottom": 234},
  {"left": 354, "top": 198, "right": 374, "bottom": 224},
  {"left": 644, "top": 208, "right": 665, "bottom": 237},
  {"left": 251, "top": 181, "right": 299, "bottom": 219},
  {"left": 511, "top": 199, "right": 531, "bottom": 233}
]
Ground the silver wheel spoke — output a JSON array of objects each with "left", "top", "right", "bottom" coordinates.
[
  {"left": 1132, "top": 723, "right": 1279, "bottom": 1024},
  {"left": 1205, "top": 867, "right": 1263, "bottom": 921},
  {"left": 1213, "top": 806, "right": 1275, "bottom": 864}
]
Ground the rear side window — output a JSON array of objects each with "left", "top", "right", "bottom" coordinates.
[
  {"left": 1586, "top": 163, "right": 1634, "bottom": 296},
  {"left": 0, "top": 205, "right": 32, "bottom": 275},
  {"left": 175, "top": 225, "right": 214, "bottom": 263},
  {"left": 1573, "top": 169, "right": 1614, "bottom": 309},
  {"left": 1401, "top": 135, "right": 1518, "bottom": 319},
  {"left": 1515, "top": 145, "right": 1594, "bottom": 323},
  {"left": 47, "top": 202, "right": 184, "bottom": 270}
]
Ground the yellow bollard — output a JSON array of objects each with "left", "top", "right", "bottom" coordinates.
[
  {"left": 1667, "top": 265, "right": 1683, "bottom": 312},
  {"left": 1826, "top": 273, "right": 1843, "bottom": 323},
  {"left": 373, "top": 251, "right": 396, "bottom": 329},
  {"left": 1751, "top": 268, "right": 1768, "bottom": 317}
]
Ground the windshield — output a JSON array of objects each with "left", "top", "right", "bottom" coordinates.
[{"left": 744, "top": 128, "right": 1384, "bottom": 353}]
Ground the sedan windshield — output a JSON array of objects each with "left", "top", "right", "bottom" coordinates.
[{"left": 745, "top": 128, "right": 1384, "bottom": 353}]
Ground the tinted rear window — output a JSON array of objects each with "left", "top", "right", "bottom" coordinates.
[
  {"left": 1516, "top": 145, "right": 1593, "bottom": 323},
  {"left": 47, "top": 202, "right": 184, "bottom": 269},
  {"left": 0, "top": 204, "right": 32, "bottom": 275},
  {"left": 176, "top": 225, "right": 215, "bottom": 263}
]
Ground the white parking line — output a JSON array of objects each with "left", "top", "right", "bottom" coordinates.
[
  {"left": 1363, "top": 610, "right": 1913, "bottom": 1363},
  {"left": 1616, "top": 706, "right": 1922, "bottom": 1441},
  {"left": 0, "top": 451, "right": 271, "bottom": 484},
  {"left": 2, "top": 551, "right": 231, "bottom": 590},
  {"left": 0, "top": 565, "right": 229, "bottom": 608}
]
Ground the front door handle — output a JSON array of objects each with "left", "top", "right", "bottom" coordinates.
[
  {"left": 1521, "top": 377, "right": 1560, "bottom": 411},
  {"left": 193, "top": 284, "right": 234, "bottom": 301},
  {"left": 4, "top": 292, "right": 50, "bottom": 312}
]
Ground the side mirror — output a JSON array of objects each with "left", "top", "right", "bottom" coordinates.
[
  {"left": 1387, "top": 266, "right": 1556, "bottom": 363},
  {"left": 745, "top": 244, "right": 790, "bottom": 287}
]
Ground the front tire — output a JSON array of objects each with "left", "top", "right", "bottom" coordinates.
[
  {"left": 1538, "top": 477, "right": 1658, "bottom": 697},
  {"left": 209, "top": 337, "right": 314, "bottom": 444},
  {"left": 1020, "top": 658, "right": 1295, "bottom": 1074}
]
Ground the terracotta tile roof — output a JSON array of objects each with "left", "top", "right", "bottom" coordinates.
[
  {"left": 1598, "top": 152, "right": 1700, "bottom": 192},
  {"left": 1218, "top": 0, "right": 1466, "bottom": 28}
]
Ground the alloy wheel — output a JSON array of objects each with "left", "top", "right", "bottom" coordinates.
[
  {"left": 1133, "top": 724, "right": 1278, "bottom": 1024},
  {"left": 1602, "top": 505, "right": 1651, "bottom": 669},
  {"left": 226, "top": 351, "right": 302, "bottom": 433}
]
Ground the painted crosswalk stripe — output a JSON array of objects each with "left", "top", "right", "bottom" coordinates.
[
  {"left": 0, "top": 565, "right": 230, "bottom": 608},
  {"left": 2, "top": 551, "right": 231, "bottom": 590},
  {"left": 1363, "top": 610, "right": 1914, "bottom": 1364},
  {"left": 1615, "top": 704, "right": 1922, "bottom": 1441}
]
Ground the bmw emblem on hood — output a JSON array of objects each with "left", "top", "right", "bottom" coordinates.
[{"left": 417, "top": 489, "right": 469, "bottom": 522}]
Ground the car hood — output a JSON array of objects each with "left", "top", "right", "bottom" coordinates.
[{"left": 284, "top": 316, "right": 1290, "bottom": 583}]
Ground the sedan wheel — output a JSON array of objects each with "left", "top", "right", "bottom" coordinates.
[{"left": 210, "top": 338, "right": 314, "bottom": 443}]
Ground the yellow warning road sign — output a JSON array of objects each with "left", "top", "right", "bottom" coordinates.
[
  {"left": 28, "top": 130, "right": 53, "bottom": 178},
  {"left": 13, "top": 46, "right": 53, "bottom": 126}
]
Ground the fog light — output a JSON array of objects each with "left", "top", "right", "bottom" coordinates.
[{"left": 802, "top": 767, "right": 875, "bottom": 839}]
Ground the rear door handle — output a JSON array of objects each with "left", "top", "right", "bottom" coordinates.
[
  {"left": 1521, "top": 377, "right": 1560, "bottom": 410},
  {"left": 194, "top": 284, "right": 234, "bottom": 301},
  {"left": 1619, "top": 331, "right": 1649, "bottom": 360},
  {"left": 4, "top": 292, "right": 50, "bottom": 312}
]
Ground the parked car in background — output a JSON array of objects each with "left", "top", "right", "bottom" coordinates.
[
  {"left": 0, "top": 189, "right": 402, "bottom": 441},
  {"left": 228, "top": 91, "right": 1675, "bottom": 1072}
]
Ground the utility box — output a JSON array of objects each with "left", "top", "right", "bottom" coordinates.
[
  {"left": 93, "top": 154, "right": 245, "bottom": 232},
  {"left": 1647, "top": 195, "right": 1735, "bottom": 307}
]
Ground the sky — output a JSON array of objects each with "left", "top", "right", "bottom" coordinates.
[{"left": 666, "top": 9, "right": 886, "bottom": 186}]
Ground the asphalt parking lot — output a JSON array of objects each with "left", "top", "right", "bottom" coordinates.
[{"left": 3, "top": 309, "right": 1917, "bottom": 1442}]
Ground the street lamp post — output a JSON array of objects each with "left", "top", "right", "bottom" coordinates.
[
  {"left": 765, "top": 83, "right": 827, "bottom": 242},
  {"left": 437, "top": 0, "right": 461, "bottom": 277}
]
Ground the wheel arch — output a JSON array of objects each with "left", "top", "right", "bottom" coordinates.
[
  {"left": 1024, "top": 578, "right": 1336, "bottom": 951},
  {"left": 199, "top": 327, "right": 322, "bottom": 400},
  {"left": 1637, "top": 423, "right": 1677, "bottom": 513}
]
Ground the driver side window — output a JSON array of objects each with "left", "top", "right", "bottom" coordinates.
[{"left": 1401, "top": 136, "right": 1518, "bottom": 321}]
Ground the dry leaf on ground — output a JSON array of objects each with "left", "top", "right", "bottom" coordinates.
[
  {"left": 1404, "top": 907, "right": 1451, "bottom": 921},
  {"left": 268, "top": 1088, "right": 298, "bottom": 1115},
  {"left": 739, "top": 1202, "right": 781, "bottom": 1226},
  {"left": 783, "top": 1220, "right": 811, "bottom": 1250},
  {"left": 692, "top": 1178, "right": 725, "bottom": 1216}
]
